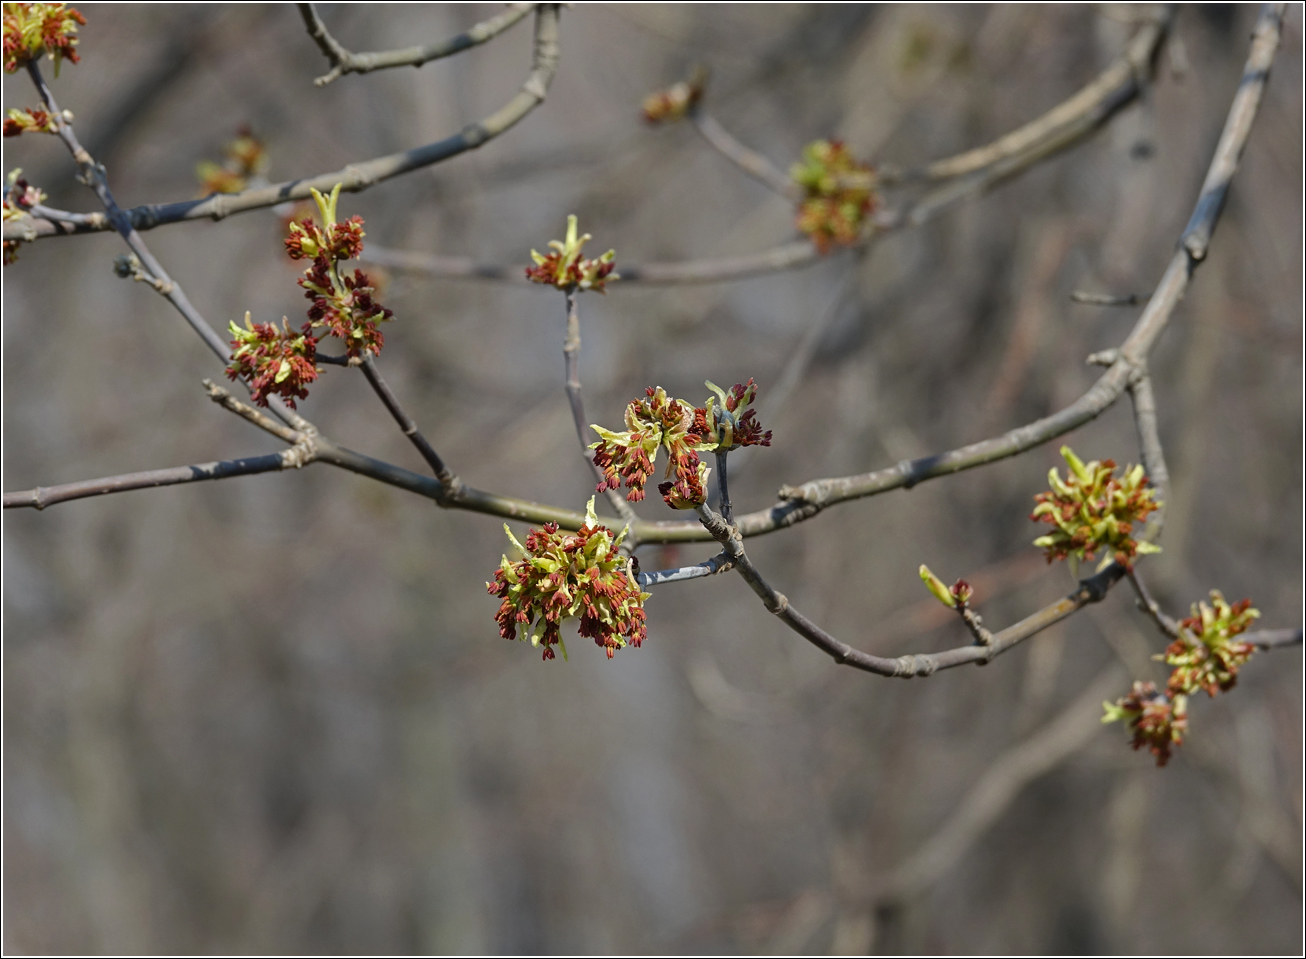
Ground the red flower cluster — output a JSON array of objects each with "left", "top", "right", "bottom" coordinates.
[
  {"left": 225, "top": 313, "right": 318, "bottom": 408},
  {"left": 488, "top": 500, "right": 650, "bottom": 661},
  {"left": 1105, "top": 590, "right": 1260, "bottom": 767},
  {"left": 3, "top": 3, "right": 85, "bottom": 75},
  {"left": 225, "top": 184, "right": 392, "bottom": 404},
  {"left": 590, "top": 380, "right": 772, "bottom": 511},
  {"left": 525, "top": 215, "right": 618, "bottom": 292},
  {"left": 288, "top": 184, "right": 391, "bottom": 360},
  {"left": 1102, "top": 681, "right": 1188, "bottom": 767},
  {"left": 591, "top": 386, "right": 712, "bottom": 509},
  {"left": 1163, "top": 590, "right": 1259, "bottom": 698},
  {"left": 700, "top": 378, "right": 773, "bottom": 451},
  {"left": 790, "top": 140, "right": 877, "bottom": 253},
  {"left": 299, "top": 260, "right": 390, "bottom": 358},
  {"left": 285, "top": 215, "right": 364, "bottom": 262},
  {"left": 3, "top": 106, "right": 56, "bottom": 137},
  {"left": 3, "top": 168, "right": 46, "bottom": 264},
  {"left": 1031, "top": 446, "right": 1161, "bottom": 572}
]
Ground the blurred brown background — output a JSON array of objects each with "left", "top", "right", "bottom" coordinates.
[{"left": 3, "top": 4, "right": 1302, "bottom": 954}]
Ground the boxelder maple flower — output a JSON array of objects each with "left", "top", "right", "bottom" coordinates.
[
  {"left": 641, "top": 67, "right": 706, "bottom": 124},
  {"left": 3, "top": 105, "right": 56, "bottom": 136},
  {"left": 3, "top": 2, "right": 86, "bottom": 75},
  {"left": 225, "top": 313, "right": 318, "bottom": 408},
  {"left": 1030, "top": 446, "right": 1161, "bottom": 572},
  {"left": 196, "top": 126, "right": 269, "bottom": 196},
  {"left": 289, "top": 183, "right": 391, "bottom": 359},
  {"left": 1102, "top": 680, "right": 1188, "bottom": 767},
  {"left": 790, "top": 139, "right": 877, "bottom": 253},
  {"left": 2, "top": 167, "right": 46, "bottom": 264},
  {"left": 590, "top": 381, "right": 771, "bottom": 510},
  {"left": 487, "top": 498, "right": 650, "bottom": 661},
  {"left": 1162, "top": 590, "right": 1259, "bottom": 698},
  {"left": 525, "top": 214, "right": 618, "bottom": 292}
]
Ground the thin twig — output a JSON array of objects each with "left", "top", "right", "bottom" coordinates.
[
  {"left": 562, "top": 289, "right": 638, "bottom": 523},
  {"left": 714, "top": 450, "right": 733, "bottom": 525},
  {"left": 358, "top": 356, "right": 459, "bottom": 488},
  {"left": 689, "top": 108, "right": 802, "bottom": 201},
  {"left": 1247, "top": 629, "right": 1304, "bottom": 650},
  {"left": 299, "top": 2, "right": 534, "bottom": 86},
  {"left": 1127, "top": 569, "right": 1182, "bottom": 639},
  {"left": 1070, "top": 290, "right": 1149, "bottom": 306},
  {"left": 898, "top": 13, "right": 1170, "bottom": 184},
  {"left": 7, "top": 6, "right": 561, "bottom": 242},
  {"left": 637, "top": 550, "right": 733, "bottom": 588},
  {"left": 1126, "top": 369, "right": 1169, "bottom": 542},
  {"left": 2, "top": 452, "right": 312, "bottom": 511},
  {"left": 202, "top": 379, "right": 304, "bottom": 444}
]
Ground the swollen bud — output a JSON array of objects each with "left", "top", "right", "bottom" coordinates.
[{"left": 919, "top": 565, "right": 956, "bottom": 608}]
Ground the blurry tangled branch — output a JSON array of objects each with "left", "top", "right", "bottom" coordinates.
[{"left": 2, "top": 0, "right": 1299, "bottom": 787}]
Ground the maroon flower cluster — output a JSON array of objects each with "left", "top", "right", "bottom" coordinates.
[
  {"left": 3, "top": 3, "right": 85, "bottom": 75},
  {"left": 225, "top": 314, "right": 318, "bottom": 408},
  {"left": 3, "top": 106, "right": 56, "bottom": 137},
  {"left": 1105, "top": 590, "right": 1260, "bottom": 767},
  {"left": 225, "top": 184, "right": 392, "bottom": 405},
  {"left": 589, "top": 380, "right": 772, "bottom": 511},
  {"left": 591, "top": 386, "right": 713, "bottom": 510},
  {"left": 790, "top": 140, "right": 877, "bottom": 253},
  {"left": 1163, "top": 590, "right": 1259, "bottom": 699},
  {"left": 1102, "top": 681, "right": 1188, "bottom": 767},
  {"left": 525, "top": 215, "right": 618, "bottom": 292},
  {"left": 488, "top": 502, "right": 649, "bottom": 661}
]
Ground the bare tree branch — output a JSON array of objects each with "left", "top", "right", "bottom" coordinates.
[
  {"left": 298, "top": 2, "right": 535, "bottom": 87},
  {"left": 1127, "top": 569, "right": 1183, "bottom": 639},
  {"left": 637, "top": 550, "right": 733, "bottom": 588},
  {"left": 1070, "top": 290, "right": 1149, "bottom": 306},
  {"left": 2, "top": 452, "right": 310, "bottom": 511},
  {"left": 688, "top": 107, "right": 802, "bottom": 201},
  {"left": 900, "top": 13, "right": 1170, "bottom": 184},
  {"left": 358, "top": 357, "right": 459, "bottom": 487},
  {"left": 562, "top": 289, "right": 638, "bottom": 523},
  {"left": 1247, "top": 629, "right": 1304, "bottom": 650},
  {"left": 5, "top": 5, "right": 561, "bottom": 243}
]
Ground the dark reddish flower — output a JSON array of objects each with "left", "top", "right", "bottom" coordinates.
[
  {"left": 1164, "top": 590, "right": 1259, "bottom": 698},
  {"left": 225, "top": 313, "right": 319, "bottom": 408},
  {"left": 1102, "top": 681, "right": 1188, "bottom": 767},
  {"left": 4, "top": 3, "right": 85, "bottom": 75},
  {"left": 790, "top": 140, "right": 877, "bottom": 253},
  {"left": 525, "top": 215, "right": 619, "bottom": 292},
  {"left": 487, "top": 499, "right": 650, "bottom": 660},
  {"left": 3, "top": 106, "right": 55, "bottom": 136}
]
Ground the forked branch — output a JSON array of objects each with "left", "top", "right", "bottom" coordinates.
[{"left": 298, "top": 2, "right": 534, "bottom": 86}]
